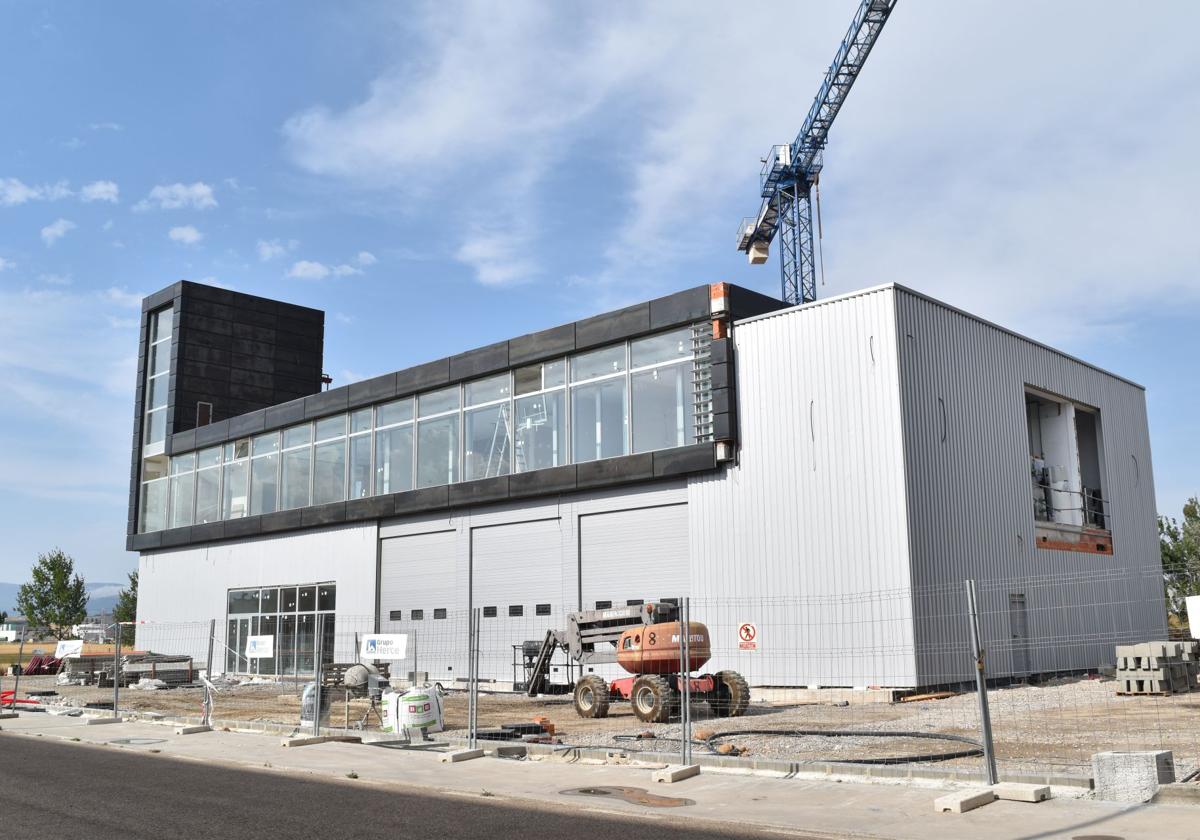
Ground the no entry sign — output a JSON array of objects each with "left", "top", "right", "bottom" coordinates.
[{"left": 738, "top": 622, "right": 758, "bottom": 651}]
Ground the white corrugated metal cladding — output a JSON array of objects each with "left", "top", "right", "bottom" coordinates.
[{"left": 690, "top": 284, "right": 1162, "bottom": 687}]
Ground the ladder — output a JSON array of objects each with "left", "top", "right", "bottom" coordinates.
[
  {"left": 482, "top": 405, "right": 511, "bottom": 477},
  {"left": 691, "top": 322, "right": 714, "bottom": 442}
]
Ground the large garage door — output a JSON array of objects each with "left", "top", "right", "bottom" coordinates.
[
  {"left": 580, "top": 503, "right": 689, "bottom": 610},
  {"left": 471, "top": 518, "right": 564, "bottom": 681},
  {"left": 379, "top": 529, "right": 461, "bottom": 683}
]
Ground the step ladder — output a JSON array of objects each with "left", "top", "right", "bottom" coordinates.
[{"left": 525, "top": 629, "right": 559, "bottom": 697}]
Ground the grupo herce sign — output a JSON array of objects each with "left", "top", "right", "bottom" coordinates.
[{"left": 360, "top": 634, "right": 408, "bottom": 660}]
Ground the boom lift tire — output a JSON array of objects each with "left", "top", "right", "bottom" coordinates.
[
  {"left": 708, "top": 670, "right": 750, "bottom": 717},
  {"left": 573, "top": 674, "right": 611, "bottom": 719},
  {"left": 631, "top": 674, "right": 673, "bottom": 723}
]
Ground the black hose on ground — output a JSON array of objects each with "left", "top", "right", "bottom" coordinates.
[{"left": 612, "top": 728, "right": 984, "bottom": 765}]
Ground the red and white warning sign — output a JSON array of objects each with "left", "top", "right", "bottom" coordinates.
[{"left": 738, "top": 622, "right": 758, "bottom": 651}]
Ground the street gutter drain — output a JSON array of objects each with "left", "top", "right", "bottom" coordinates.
[
  {"left": 560, "top": 786, "right": 693, "bottom": 807},
  {"left": 109, "top": 738, "right": 168, "bottom": 746}
]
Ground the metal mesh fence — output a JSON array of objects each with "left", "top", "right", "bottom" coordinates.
[{"left": 3, "top": 567, "right": 1195, "bottom": 797}]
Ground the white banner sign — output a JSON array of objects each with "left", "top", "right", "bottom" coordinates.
[
  {"left": 245, "top": 635, "right": 274, "bottom": 659},
  {"left": 360, "top": 634, "right": 408, "bottom": 660},
  {"left": 55, "top": 640, "right": 84, "bottom": 659}
]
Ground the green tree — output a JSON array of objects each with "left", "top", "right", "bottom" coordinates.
[
  {"left": 15, "top": 549, "right": 88, "bottom": 639},
  {"left": 1161, "top": 497, "right": 1200, "bottom": 626},
  {"left": 112, "top": 570, "right": 138, "bottom": 645}
]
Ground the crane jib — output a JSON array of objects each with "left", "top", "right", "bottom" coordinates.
[{"left": 735, "top": 0, "right": 897, "bottom": 307}]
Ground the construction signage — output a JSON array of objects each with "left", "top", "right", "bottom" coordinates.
[
  {"left": 245, "top": 635, "right": 274, "bottom": 659},
  {"left": 360, "top": 633, "right": 408, "bottom": 660},
  {"left": 55, "top": 640, "right": 84, "bottom": 659},
  {"left": 738, "top": 623, "right": 758, "bottom": 651}
]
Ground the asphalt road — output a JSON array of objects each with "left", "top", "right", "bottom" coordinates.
[{"left": 0, "top": 735, "right": 817, "bottom": 839}]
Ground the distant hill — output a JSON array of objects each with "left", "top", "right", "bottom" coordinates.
[{"left": 0, "top": 581, "right": 125, "bottom": 618}]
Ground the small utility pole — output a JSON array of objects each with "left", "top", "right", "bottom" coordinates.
[{"left": 965, "top": 579, "right": 999, "bottom": 784}]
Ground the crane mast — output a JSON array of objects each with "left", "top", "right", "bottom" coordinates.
[{"left": 736, "top": 0, "right": 897, "bottom": 305}]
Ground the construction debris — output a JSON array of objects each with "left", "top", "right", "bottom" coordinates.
[{"left": 1116, "top": 642, "right": 1196, "bottom": 696}]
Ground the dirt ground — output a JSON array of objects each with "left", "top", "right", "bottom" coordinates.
[{"left": 6, "top": 673, "right": 1198, "bottom": 778}]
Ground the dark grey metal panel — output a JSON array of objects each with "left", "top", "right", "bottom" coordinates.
[
  {"left": 727, "top": 285, "right": 787, "bottom": 320},
  {"left": 448, "top": 476, "right": 509, "bottom": 507},
  {"left": 652, "top": 444, "right": 715, "bottom": 477},
  {"left": 223, "top": 517, "right": 262, "bottom": 539},
  {"left": 130, "top": 531, "right": 163, "bottom": 551},
  {"left": 449, "top": 341, "right": 509, "bottom": 381},
  {"left": 648, "top": 286, "right": 709, "bottom": 331},
  {"left": 509, "top": 464, "right": 577, "bottom": 498},
  {"left": 348, "top": 373, "right": 398, "bottom": 409},
  {"left": 395, "top": 358, "right": 451, "bottom": 396},
  {"left": 227, "top": 409, "right": 266, "bottom": 439},
  {"left": 575, "top": 303, "right": 650, "bottom": 350},
  {"left": 264, "top": 398, "right": 306, "bottom": 429},
  {"left": 508, "top": 323, "right": 575, "bottom": 367},
  {"left": 302, "top": 501, "right": 347, "bottom": 527},
  {"left": 259, "top": 509, "right": 305, "bottom": 534},
  {"left": 346, "top": 495, "right": 396, "bottom": 519},
  {"left": 304, "top": 387, "right": 349, "bottom": 419},
  {"left": 576, "top": 453, "right": 655, "bottom": 489},
  {"left": 189, "top": 521, "right": 226, "bottom": 543},
  {"left": 393, "top": 485, "right": 449, "bottom": 514}
]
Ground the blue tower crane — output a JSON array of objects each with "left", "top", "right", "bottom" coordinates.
[{"left": 736, "top": 0, "right": 898, "bottom": 305}]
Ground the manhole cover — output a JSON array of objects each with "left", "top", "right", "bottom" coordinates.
[
  {"left": 109, "top": 738, "right": 167, "bottom": 746},
  {"left": 561, "top": 786, "right": 693, "bottom": 808}
]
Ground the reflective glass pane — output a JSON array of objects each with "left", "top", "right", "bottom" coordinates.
[
  {"left": 152, "top": 306, "right": 174, "bottom": 342},
  {"left": 416, "top": 415, "right": 459, "bottom": 488},
  {"left": 515, "top": 390, "right": 565, "bottom": 472},
  {"left": 260, "top": 588, "right": 278, "bottom": 614},
  {"left": 169, "top": 473, "right": 194, "bottom": 528},
  {"left": 249, "top": 452, "right": 279, "bottom": 515},
  {"left": 221, "top": 459, "right": 249, "bottom": 519},
  {"left": 313, "top": 439, "right": 346, "bottom": 505},
  {"left": 465, "top": 373, "right": 509, "bottom": 406},
  {"left": 315, "top": 414, "right": 346, "bottom": 441},
  {"left": 349, "top": 434, "right": 371, "bottom": 499},
  {"left": 374, "top": 425, "right": 413, "bottom": 495},
  {"left": 139, "top": 479, "right": 168, "bottom": 532},
  {"left": 279, "top": 614, "right": 296, "bottom": 674},
  {"left": 195, "top": 468, "right": 221, "bottom": 523},
  {"left": 233, "top": 439, "right": 250, "bottom": 459},
  {"left": 317, "top": 584, "right": 336, "bottom": 611},
  {"left": 197, "top": 446, "right": 221, "bottom": 468},
  {"left": 255, "top": 614, "right": 277, "bottom": 676},
  {"left": 281, "top": 448, "right": 311, "bottom": 510},
  {"left": 252, "top": 431, "right": 279, "bottom": 456},
  {"left": 142, "top": 454, "right": 168, "bottom": 482},
  {"left": 418, "top": 386, "right": 459, "bottom": 417},
  {"left": 150, "top": 344, "right": 171, "bottom": 376},
  {"left": 543, "top": 359, "right": 565, "bottom": 388},
  {"left": 514, "top": 360, "right": 565, "bottom": 396},
  {"left": 298, "top": 586, "right": 316, "bottom": 611},
  {"left": 350, "top": 408, "right": 372, "bottom": 434},
  {"left": 148, "top": 375, "right": 168, "bottom": 410},
  {"left": 283, "top": 424, "right": 311, "bottom": 449},
  {"left": 296, "top": 614, "right": 314, "bottom": 673},
  {"left": 145, "top": 408, "right": 167, "bottom": 445},
  {"left": 464, "top": 403, "right": 510, "bottom": 480},
  {"left": 228, "top": 589, "right": 260, "bottom": 615},
  {"left": 170, "top": 452, "right": 195, "bottom": 474},
  {"left": 571, "top": 378, "right": 628, "bottom": 462},
  {"left": 570, "top": 345, "right": 625, "bottom": 382},
  {"left": 376, "top": 398, "right": 413, "bottom": 427},
  {"left": 632, "top": 365, "right": 693, "bottom": 452},
  {"left": 631, "top": 327, "right": 692, "bottom": 368},
  {"left": 281, "top": 587, "right": 298, "bottom": 612}
]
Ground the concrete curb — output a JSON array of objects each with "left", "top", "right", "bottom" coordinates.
[
  {"left": 282, "top": 735, "right": 362, "bottom": 748},
  {"left": 84, "top": 717, "right": 124, "bottom": 726},
  {"left": 1152, "top": 783, "right": 1200, "bottom": 806},
  {"left": 440, "top": 748, "right": 485, "bottom": 763},
  {"left": 653, "top": 764, "right": 701, "bottom": 783},
  {"left": 174, "top": 725, "right": 212, "bottom": 735}
]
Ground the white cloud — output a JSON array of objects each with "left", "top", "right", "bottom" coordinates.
[
  {"left": 1, "top": 177, "right": 73, "bottom": 206},
  {"left": 60, "top": 137, "right": 85, "bottom": 151},
  {"left": 103, "top": 287, "right": 143, "bottom": 308},
  {"left": 456, "top": 228, "right": 535, "bottom": 287},
  {"left": 168, "top": 225, "right": 203, "bottom": 245},
  {"left": 102, "top": 219, "right": 114, "bottom": 231},
  {"left": 332, "top": 264, "right": 361, "bottom": 277},
  {"left": 41, "top": 217, "right": 77, "bottom": 246},
  {"left": 334, "top": 312, "right": 354, "bottom": 324},
  {"left": 134, "top": 182, "right": 217, "bottom": 211},
  {"left": 287, "top": 260, "right": 331, "bottom": 280},
  {"left": 356, "top": 250, "right": 377, "bottom": 266},
  {"left": 0, "top": 257, "right": 13, "bottom": 272},
  {"left": 40, "top": 273, "right": 72, "bottom": 286},
  {"left": 256, "top": 238, "right": 297, "bottom": 261},
  {"left": 80, "top": 180, "right": 120, "bottom": 203},
  {"left": 88, "top": 122, "right": 123, "bottom": 132}
]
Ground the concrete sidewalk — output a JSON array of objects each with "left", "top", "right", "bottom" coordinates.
[{"left": 1, "top": 713, "right": 1195, "bottom": 840}]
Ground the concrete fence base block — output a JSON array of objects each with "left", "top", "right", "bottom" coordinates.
[
  {"left": 281, "top": 735, "right": 361, "bottom": 748},
  {"left": 84, "top": 717, "right": 124, "bottom": 726},
  {"left": 174, "top": 725, "right": 212, "bottom": 735},
  {"left": 934, "top": 789, "right": 997, "bottom": 814},
  {"left": 0, "top": 712, "right": 20, "bottom": 720},
  {"left": 486, "top": 745, "right": 527, "bottom": 759},
  {"left": 993, "top": 782, "right": 1051, "bottom": 803},
  {"left": 440, "top": 748, "right": 485, "bottom": 763},
  {"left": 653, "top": 764, "right": 701, "bottom": 784},
  {"left": 1092, "top": 750, "right": 1175, "bottom": 803}
]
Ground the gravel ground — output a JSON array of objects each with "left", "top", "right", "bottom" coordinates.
[{"left": 7, "top": 673, "right": 1198, "bottom": 778}]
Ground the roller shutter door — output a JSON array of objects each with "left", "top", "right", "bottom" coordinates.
[
  {"left": 580, "top": 503, "right": 689, "bottom": 610},
  {"left": 471, "top": 518, "right": 564, "bottom": 680},
  {"left": 379, "top": 529, "right": 461, "bottom": 682}
]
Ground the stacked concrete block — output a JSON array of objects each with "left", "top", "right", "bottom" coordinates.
[
  {"left": 1115, "top": 642, "right": 1191, "bottom": 695},
  {"left": 1180, "top": 640, "right": 1200, "bottom": 686}
]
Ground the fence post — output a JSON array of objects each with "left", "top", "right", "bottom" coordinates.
[
  {"left": 680, "top": 596, "right": 692, "bottom": 766},
  {"left": 9, "top": 632, "right": 26, "bottom": 710},
  {"left": 467, "top": 608, "right": 479, "bottom": 749},
  {"left": 112, "top": 624, "right": 122, "bottom": 719},
  {"left": 312, "top": 614, "right": 324, "bottom": 737},
  {"left": 965, "top": 579, "right": 998, "bottom": 784}
]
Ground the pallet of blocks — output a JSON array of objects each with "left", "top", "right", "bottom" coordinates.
[{"left": 1115, "top": 642, "right": 1192, "bottom": 695}]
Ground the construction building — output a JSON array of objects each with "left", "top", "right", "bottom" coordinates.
[{"left": 128, "top": 280, "right": 1164, "bottom": 688}]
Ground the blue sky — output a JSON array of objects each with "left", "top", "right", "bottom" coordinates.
[{"left": 0, "top": 1, "right": 1197, "bottom": 584}]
